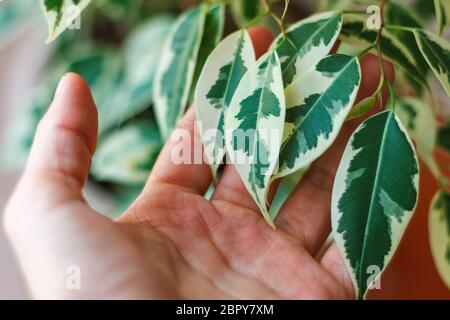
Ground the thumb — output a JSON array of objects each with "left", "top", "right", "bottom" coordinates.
[
  {"left": 5, "top": 73, "right": 98, "bottom": 227},
  {"left": 25, "top": 73, "right": 98, "bottom": 199}
]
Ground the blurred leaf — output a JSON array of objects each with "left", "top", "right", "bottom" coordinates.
[
  {"left": 414, "top": 29, "right": 450, "bottom": 97},
  {"left": 91, "top": 120, "right": 162, "bottom": 185},
  {"left": 428, "top": 190, "right": 450, "bottom": 290},
  {"left": 385, "top": 1, "right": 429, "bottom": 76},
  {"left": 231, "top": 0, "right": 263, "bottom": 27},
  {"left": 153, "top": 4, "right": 207, "bottom": 139},
  {"left": 106, "top": 15, "right": 175, "bottom": 131},
  {"left": 396, "top": 98, "right": 440, "bottom": 177}
]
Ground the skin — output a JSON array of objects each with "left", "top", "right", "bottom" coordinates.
[{"left": 3, "top": 28, "right": 394, "bottom": 299}]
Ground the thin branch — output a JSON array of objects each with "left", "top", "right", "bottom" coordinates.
[
  {"left": 375, "top": 0, "right": 394, "bottom": 109},
  {"left": 260, "top": 0, "right": 287, "bottom": 35}
]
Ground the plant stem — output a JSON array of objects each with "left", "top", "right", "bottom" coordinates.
[
  {"left": 260, "top": 0, "right": 287, "bottom": 35},
  {"left": 375, "top": 0, "right": 396, "bottom": 109},
  {"left": 358, "top": 43, "right": 377, "bottom": 58},
  {"left": 342, "top": 10, "right": 369, "bottom": 15}
]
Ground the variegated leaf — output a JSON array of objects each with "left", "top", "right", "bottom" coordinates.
[
  {"left": 435, "top": 0, "right": 450, "bottom": 35},
  {"left": 105, "top": 16, "right": 174, "bottom": 132},
  {"left": 397, "top": 98, "right": 439, "bottom": 177},
  {"left": 42, "top": 0, "right": 91, "bottom": 43},
  {"left": 153, "top": 4, "right": 207, "bottom": 139},
  {"left": 195, "top": 30, "right": 255, "bottom": 179},
  {"left": 385, "top": 1, "right": 429, "bottom": 76},
  {"left": 341, "top": 15, "right": 426, "bottom": 88},
  {"left": 225, "top": 52, "right": 285, "bottom": 227},
  {"left": 414, "top": 29, "right": 450, "bottom": 97},
  {"left": 429, "top": 190, "right": 450, "bottom": 290},
  {"left": 190, "top": 4, "right": 225, "bottom": 100},
  {"left": 275, "top": 54, "right": 361, "bottom": 179},
  {"left": 271, "top": 11, "right": 343, "bottom": 86},
  {"left": 91, "top": 121, "right": 162, "bottom": 185},
  {"left": 332, "top": 110, "right": 419, "bottom": 300}
]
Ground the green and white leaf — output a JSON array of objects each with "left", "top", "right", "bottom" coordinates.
[
  {"left": 435, "top": 0, "right": 450, "bottom": 35},
  {"left": 91, "top": 121, "right": 162, "bottom": 185},
  {"left": 275, "top": 54, "right": 361, "bottom": 179},
  {"left": 153, "top": 4, "right": 207, "bottom": 139},
  {"left": 341, "top": 15, "right": 426, "bottom": 88},
  {"left": 385, "top": 1, "right": 429, "bottom": 76},
  {"left": 396, "top": 98, "right": 439, "bottom": 177},
  {"left": 195, "top": 30, "right": 255, "bottom": 179},
  {"left": 414, "top": 29, "right": 450, "bottom": 97},
  {"left": 190, "top": 4, "right": 225, "bottom": 100},
  {"left": 332, "top": 110, "right": 419, "bottom": 300},
  {"left": 429, "top": 190, "right": 450, "bottom": 290},
  {"left": 225, "top": 52, "right": 285, "bottom": 227},
  {"left": 271, "top": 11, "right": 343, "bottom": 86},
  {"left": 104, "top": 16, "right": 174, "bottom": 132},
  {"left": 41, "top": 0, "right": 91, "bottom": 43}
]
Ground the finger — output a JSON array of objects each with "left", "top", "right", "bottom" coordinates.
[
  {"left": 212, "top": 27, "right": 274, "bottom": 210},
  {"left": 143, "top": 107, "right": 212, "bottom": 195},
  {"left": 4, "top": 72, "right": 98, "bottom": 234},
  {"left": 16, "top": 73, "right": 97, "bottom": 200},
  {"left": 275, "top": 55, "right": 395, "bottom": 255}
]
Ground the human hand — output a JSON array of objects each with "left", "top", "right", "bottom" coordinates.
[{"left": 3, "top": 28, "right": 393, "bottom": 299}]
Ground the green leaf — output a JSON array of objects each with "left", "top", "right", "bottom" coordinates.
[
  {"left": 106, "top": 16, "right": 174, "bottom": 132},
  {"left": 332, "top": 110, "right": 419, "bottom": 300},
  {"left": 42, "top": 0, "right": 91, "bottom": 43},
  {"left": 275, "top": 54, "right": 361, "bottom": 179},
  {"left": 190, "top": 4, "right": 225, "bottom": 101},
  {"left": 396, "top": 98, "right": 439, "bottom": 177},
  {"left": 414, "top": 29, "right": 450, "bottom": 97},
  {"left": 437, "top": 122, "right": 450, "bottom": 153},
  {"left": 195, "top": 30, "right": 255, "bottom": 179},
  {"left": 435, "top": 0, "right": 450, "bottom": 35},
  {"left": 271, "top": 12, "right": 343, "bottom": 86},
  {"left": 225, "top": 52, "right": 285, "bottom": 227},
  {"left": 319, "top": 0, "right": 361, "bottom": 11},
  {"left": 341, "top": 15, "right": 427, "bottom": 89},
  {"left": 269, "top": 169, "right": 307, "bottom": 220},
  {"left": 91, "top": 121, "right": 162, "bottom": 185},
  {"left": 429, "top": 190, "right": 450, "bottom": 290},
  {"left": 65, "top": 50, "right": 122, "bottom": 134},
  {"left": 385, "top": 1, "right": 429, "bottom": 76},
  {"left": 153, "top": 4, "right": 207, "bottom": 139},
  {"left": 231, "top": 0, "right": 263, "bottom": 27}
]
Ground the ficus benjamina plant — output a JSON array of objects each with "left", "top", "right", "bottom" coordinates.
[{"left": 27, "top": 0, "right": 450, "bottom": 299}]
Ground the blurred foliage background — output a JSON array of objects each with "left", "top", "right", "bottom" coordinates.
[{"left": 0, "top": 0, "right": 440, "bottom": 217}]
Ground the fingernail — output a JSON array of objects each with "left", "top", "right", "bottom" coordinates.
[{"left": 54, "top": 74, "right": 69, "bottom": 99}]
